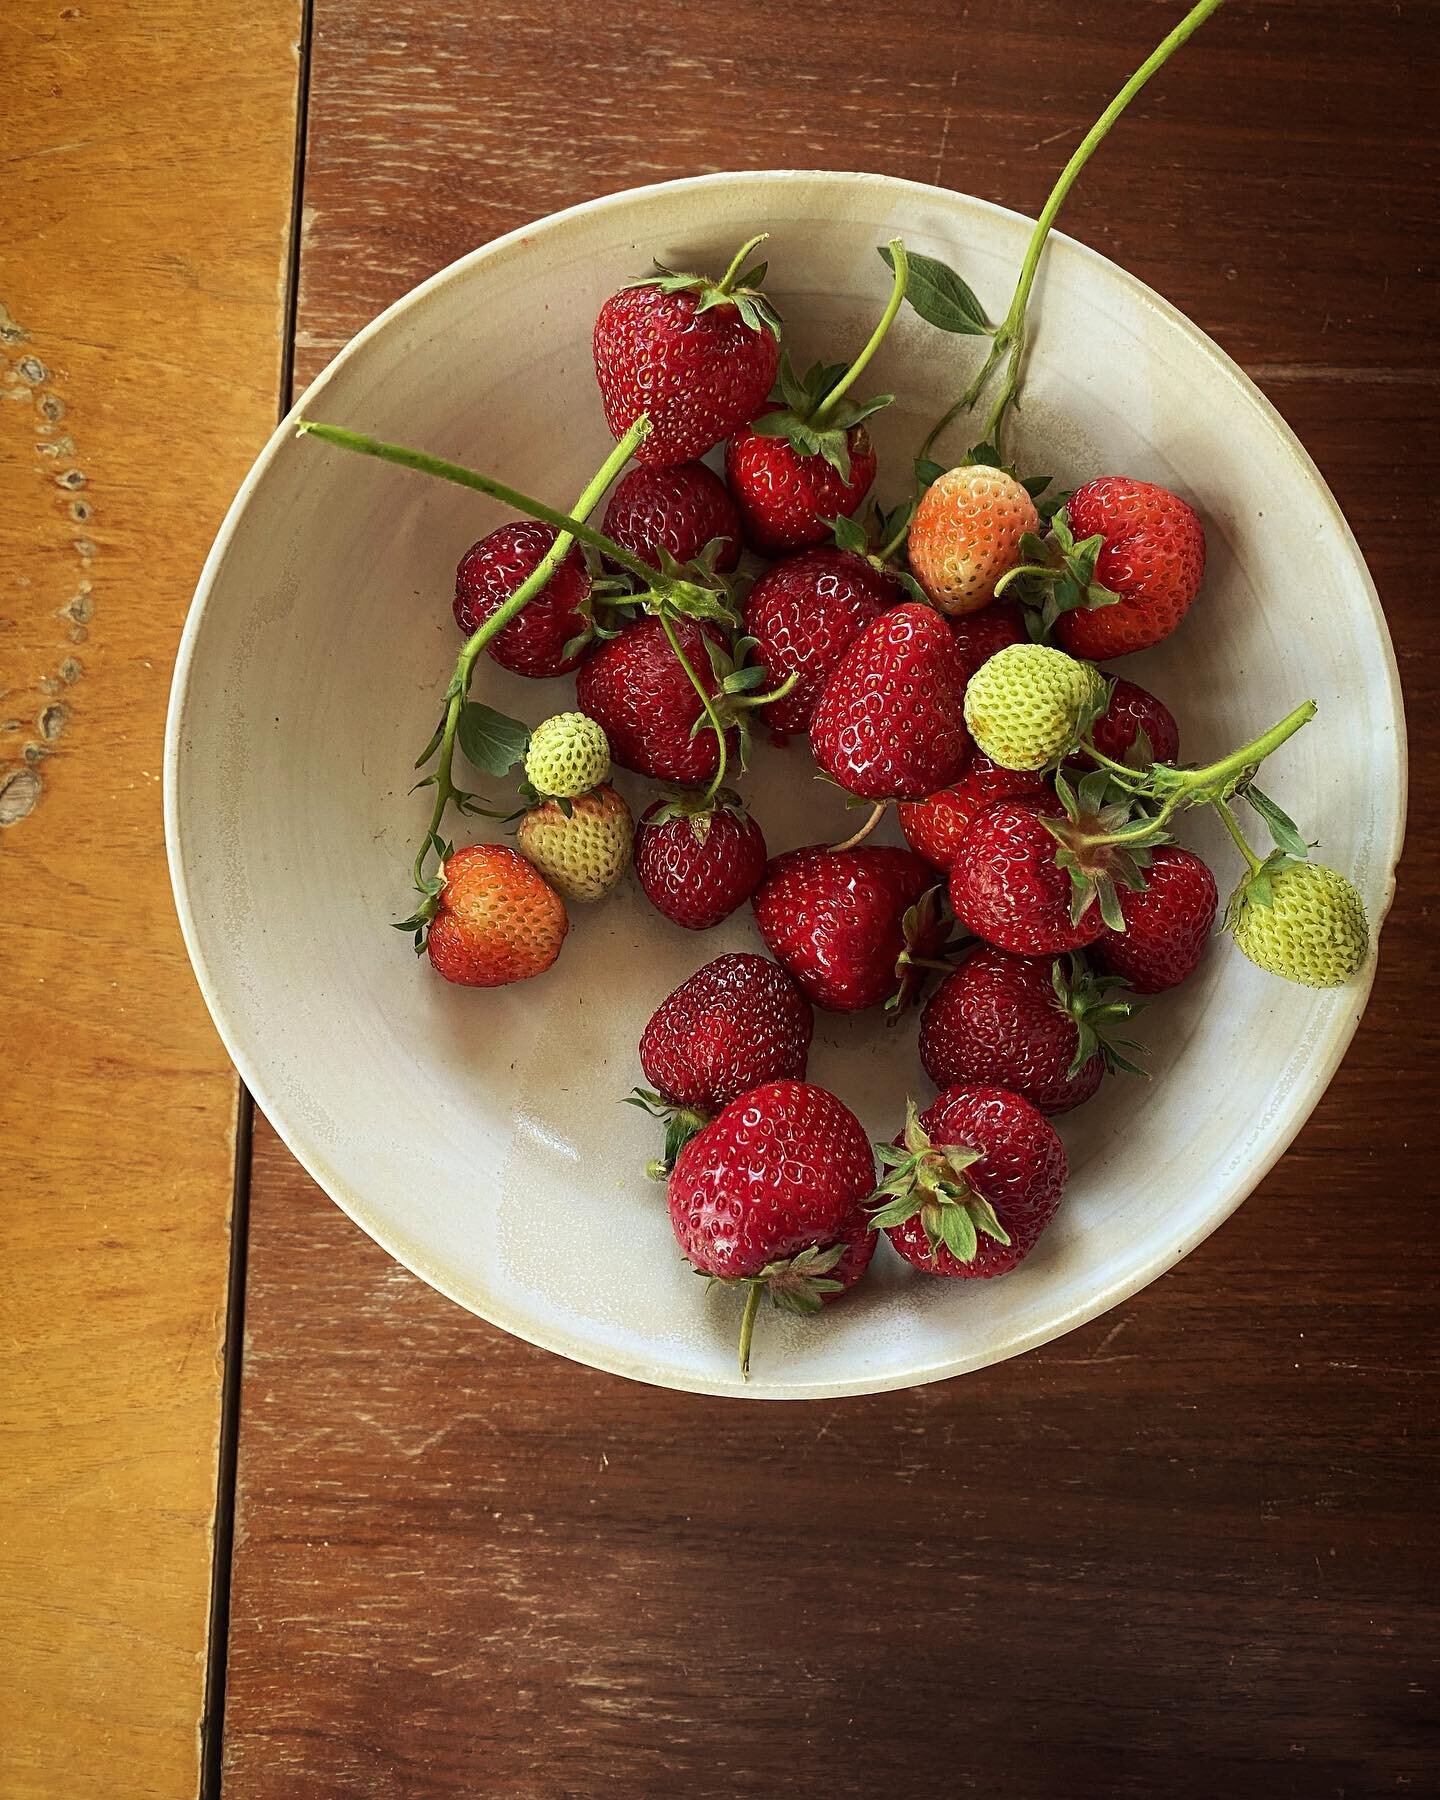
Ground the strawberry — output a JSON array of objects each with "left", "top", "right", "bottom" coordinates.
[
  {"left": 742, "top": 546, "right": 898, "bottom": 737},
  {"left": 634, "top": 790, "right": 767, "bottom": 930},
  {"left": 667, "top": 1079, "right": 877, "bottom": 1374},
  {"left": 515, "top": 784, "right": 633, "bottom": 904},
  {"left": 919, "top": 948, "right": 1144, "bottom": 1115},
  {"left": 809, "top": 603, "right": 973, "bottom": 801},
  {"left": 897, "top": 756, "right": 1051, "bottom": 872},
  {"left": 1091, "top": 844, "right": 1217, "bottom": 993},
  {"left": 964, "top": 643, "right": 1107, "bottom": 771},
  {"left": 1051, "top": 477, "right": 1206, "bottom": 659},
  {"left": 574, "top": 615, "right": 729, "bottom": 785},
  {"left": 752, "top": 844, "right": 945, "bottom": 1013},
  {"left": 1088, "top": 674, "right": 1180, "bottom": 768},
  {"left": 726, "top": 401, "right": 879, "bottom": 556},
  {"left": 636, "top": 951, "right": 813, "bottom": 1124},
  {"left": 949, "top": 796, "right": 1108, "bottom": 955},
  {"left": 949, "top": 600, "right": 1027, "bottom": 686},
  {"left": 426, "top": 844, "right": 568, "bottom": 987},
  {"left": 1226, "top": 857, "right": 1368, "bottom": 989},
  {"left": 523, "top": 712, "right": 610, "bottom": 799},
  {"left": 601, "top": 461, "right": 741, "bottom": 574},
  {"left": 870, "top": 1088, "right": 1067, "bottom": 1279},
  {"left": 454, "top": 521, "right": 592, "bottom": 677},
  {"left": 907, "top": 465, "right": 1040, "bottom": 615},
  {"left": 593, "top": 236, "right": 781, "bottom": 467}
]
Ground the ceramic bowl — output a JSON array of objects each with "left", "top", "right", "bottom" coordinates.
[{"left": 165, "top": 171, "right": 1405, "bottom": 1399}]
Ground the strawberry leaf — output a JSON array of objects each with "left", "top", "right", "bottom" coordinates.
[
  {"left": 1245, "top": 784, "right": 1310, "bottom": 859},
  {"left": 456, "top": 703, "right": 530, "bottom": 777},
  {"left": 880, "top": 245, "right": 992, "bottom": 336}
]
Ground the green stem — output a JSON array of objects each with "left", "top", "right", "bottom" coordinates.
[
  {"left": 924, "top": 0, "right": 1229, "bottom": 461},
  {"left": 1213, "top": 796, "right": 1264, "bottom": 876},
  {"left": 738, "top": 1281, "right": 764, "bottom": 1380},
  {"left": 876, "top": 515, "right": 912, "bottom": 564},
  {"left": 409, "top": 420, "right": 648, "bottom": 895},
  {"left": 811, "top": 239, "right": 909, "bottom": 430},
  {"left": 716, "top": 233, "right": 768, "bottom": 294},
  {"left": 297, "top": 419, "right": 660, "bottom": 586},
  {"left": 657, "top": 609, "right": 729, "bottom": 806}
]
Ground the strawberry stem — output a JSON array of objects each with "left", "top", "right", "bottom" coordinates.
[
  {"left": 656, "top": 608, "right": 730, "bottom": 805},
  {"left": 738, "top": 1280, "right": 764, "bottom": 1380},
  {"left": 831, "top": 801, "right": 886, "bottom": 852},
  {"left": 810, "top": 239, "right": 909, "bottom": 430},
  {"left": 922, "top": 0, "right": 1229, "bottom": 461},
  {"left": 1213, "top": 796, "right": 1265, "bottom": 876},
  {"left": 716, "top": 233, "right": 769, "bottom": 295}
]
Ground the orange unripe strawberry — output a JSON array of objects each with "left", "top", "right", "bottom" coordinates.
[
  {"left": 427, "top": 844, "right": 568, "bottom": 987},
  {"left": 907, "top": 466, "right": 1039, "bottom": 616}
]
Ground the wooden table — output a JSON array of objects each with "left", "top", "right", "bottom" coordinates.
[{"left": 6, "top": 2, "right": 1437, "bottom": 1795}]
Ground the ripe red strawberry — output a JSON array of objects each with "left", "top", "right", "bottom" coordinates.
[
  {"left": 897, "top": 755, "right": 1051, "bottom": 872},
  {"left": 1092, "top": 844, "right": 1218, "bottom": 993},
  {"left": 668, "top": 1079, "right": 877, "bottom": 1373},
  {"left": 752, "top": 844, "right": 945, "bottom": 1013},
  {"left": 426, "top": 844, "right": 568, "bottom": 987},
  {"left": 871, "top": 1088, "right": 1067, "bottom": 1279},
  {"left": 918, "top": 949, "right": 1144, "bottom": 1115},
  {"left": 1054, "top": 477, "right": 1206, "bottom": 659},
  {"left": 1085, "top": 674, "right": 1181, "bottom": 768},
  {"left": 575, "top": 615, "right": 729, "bottom": 785},
  {"left": 638, "top": 953, "right": 813, "bottom": 1116},
  {"left": 809, "top": 603, "right": 973, "bottom": 801},
  {"left": 949, "top": 796, "right": 1107, "bottom": 955},
  {"left": 949, "top": 600, "right": 1028, "bottom": 686},
  {"left": 593, "top": 238, "right": 781, "bottom": 467},
  {"left": 726, "top": 404, "right": 878, "bottom": 556},
  {"left": 601, "top": 461, "right": 741, "bottom": 574},
  {"left": 742, "top": 547, "right": 898, "bottom": 737},
  {"left": 634, "top": 792, "right": 767, "bottom": 929},
  {"left": 454, "top": 521, "right": 592, "bottom": 677}
]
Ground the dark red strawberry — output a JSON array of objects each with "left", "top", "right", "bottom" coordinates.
[
  {"left": 668, "top": 1079, "right": 877, "bottom": 1373},
  {"left": 752, "top": 844, "right": 944, "bottom": 1013},
  {"left": 897, "top": 755, "right": 1051, "bottom": 872},
  {"left": 1092, "top": 844, "right": 1218, "bottom": 993},
  {"left": 592, "top": 238, "right": 781, "bottom": 467},
  {"left": 950, "top": 796, "right": 1108, "bottom": 955},
  {"left": 870, "top": 1087, "right": 1067, "bottom": 1278},
  {"left": 637, "top": 952, "right": 813, "bottom": 1118},
  {"left": 919, "top": 948, "right": 1144, "bottom": 1115},
  {"left": 634, "top": 791, "right": 767, "bottom": 929},
  {"left": 726, "top": 404, "right": 878, "bottom": 556},
  {"left": 948, "top": 601, "right": 1028, "bottom": 686},
  {"left": 601, "top": 461, "right": 741, "bottom": 574},
  {"left": 1085, "top": 674, "right": 1181, "bottom": 768},
  {"left": 809, "top": 603, "right": 972, "bottom": 801},
  {"left": 742, "top": 547, "right": 898, "bottom": 736},
  {"left": 1053, "top": 477, "right": 1206, "bottom": 659},
  {"left": 454, "top": 521, "right": 592, "bottom": 677},
  {"left": 575, "top": 615, "right": 729, "bottom": 785}
]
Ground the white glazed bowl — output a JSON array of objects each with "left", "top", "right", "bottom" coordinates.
[{"left": 166, "top": 171, "right": 1405, "bottom": 1400}]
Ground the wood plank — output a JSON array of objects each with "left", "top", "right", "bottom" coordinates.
[
  {"left": 227, "top": 0, "right": 1438, "bottom": 1792},
  {"left": 0, "top": 2, "right": 302, "bottom": 1794}
]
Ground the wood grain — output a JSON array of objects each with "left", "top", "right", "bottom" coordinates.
[
  {"left": 226, "top": 1, "right": 1439, "bottom": 1793},
  {"left": 0, "top": 2, "right": 301, "bottom": 1794}
]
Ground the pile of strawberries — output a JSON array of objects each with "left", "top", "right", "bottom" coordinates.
[{"left": 302, "top": 0, "right": 1374, "bottom": 1374}]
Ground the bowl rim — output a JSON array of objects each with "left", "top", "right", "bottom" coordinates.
[{"left": 164, "top": 168, "right": 1409, "bottom": 1399}]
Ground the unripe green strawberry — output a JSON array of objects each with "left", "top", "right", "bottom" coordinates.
[
  {"left": 1228, "top": 860, "right": 1369, "bottom": 988},
  {"left": 517, "top": 784, "right": 633, "bottom": 903},
  {"left": 524, "top": 711, "right": 611, "bottom": 799},
  {"left": 963, "top": 643, "right": 1107, "bottom": 771}
]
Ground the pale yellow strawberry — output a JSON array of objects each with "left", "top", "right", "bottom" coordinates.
[
  {"left": 964, "top": 642, "right": 1107, "bottom": 770},
  {"left": 524, "top": 711, "right": 611, "bottom": 799},
  {"left": 1229, "top": 861, "right": 1369, "bottom": 988},
  {"left": 516, "top": 784, "right": 633, "bottom": 903}
]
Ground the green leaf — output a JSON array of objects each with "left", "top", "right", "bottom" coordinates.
[
  {"left": 914, "top": 457, "right": 945, "bottom": 489},
  {"left": 828, "top": 512, "right": 870, "bottom": 555},
  {"left": 1245, "top": 784, "right": 1310, "bottom": 859},
  {"left": 456, "top": 702, "right": 529, "bottom": 778},
  {"left": 1020, "top": 473, "right": 1054, "bottom": 500},
  {"left": 881, "top": 246, "right": 992, "bottom": 336}
]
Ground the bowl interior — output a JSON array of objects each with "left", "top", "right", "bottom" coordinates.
[{"left": 166, "top": 172, "right": 1404, "bottom": 1398}]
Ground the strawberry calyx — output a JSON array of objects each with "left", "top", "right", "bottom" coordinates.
[
  {"left": 654, "top": 620, "right": 797, "bottom": 804},
  {"left": 1051, "top": 954, "right": 1148, "bottom": 1081},
  {"left": 621, "top": 233, "right": 782, "bottom": 340},
  {"left": 993, "top": 509, "right": 1119, "bottom": 642},
  {"left": 709, "top": 1242, "right": 850, "bottom": 1379},
  {"left": 867, "top": 1101, "right": 1012, "bottom": 1265},
  {"left": 888, "top": 883, "right": 950, "bottom": 1015},
  {"left": 625, "top": 1088, "right": 712, "bottom": 1180},
  {"left": 643, "top": 785, "right": 751, "bottom": 843},
  {"left": 826, "top": 501, "right": 929, "bottom": 604}
]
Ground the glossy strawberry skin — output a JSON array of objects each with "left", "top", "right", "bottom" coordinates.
[
  {"left": 897, "top": 756, "right": 1051, "bottom": 873},
  {"left": 883, "top": 1084, "right": 1067, "bottom": 1278},
  {"left": 668, "top": 1079, "right": 876, "bottom": 1281},
  {"left": 809, "top": 603, "right": 973, "bottom": 801},
  {"left": 601, "top": 461, "right": 741, "bottom": 574},
  {"left": 1056, "top": 477, "right": 1206, "bottom": 659},
  {"left": 640, "top": 953, "right": 813, "bottom": 1113},
  {"left": 634, "top": 801, "right": 767, "bottom": 930},
  {"left": 426, "top": 844, "right": 568, "bottom": 987},
  {"left": 1088, "top": 675, "right": 1181, "bottom": 767},
  {"left": 454, "top": 522, "right": 591, "bottom": 678},
  {"left": 575, "top": 615, "right": 729, "bottom": 785},
  {"left": 752, "top": 845, "right": 943, "bottom": 1013},
  {"left": 949, "top": 601, "right": 1028, "bottom": 686},
  {"left": 950, "top": 797, "right": 1105, "bottom": 955},
  {"left": 725, "top": 410, "right": 878, "bottom": 555},
  {"left": 1092, "top": 845, "right": 1217, "bottom": 993},
  {"left": 919, "top": 950, "right": 1103, "bottom": 1114},
  {"left": 743, "top": 548, "right": 898, "bottom": 737},
  {"left": 593, "top": 285, "right": 780, "bottom": 467}
]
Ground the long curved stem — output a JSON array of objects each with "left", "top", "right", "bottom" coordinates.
[
  {"left": 811, "top": 239, "right": 909, "bottom": 430},
  {"left": 716, "top": 233, "right": 768, "bottom": 293},
  {"left": 657, "top": 609, "right": 729, "bottom": 806}
]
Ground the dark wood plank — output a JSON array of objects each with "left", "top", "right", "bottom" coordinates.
[{"left": 226, "top": 1, "right": 1440, "bottom": 1793}]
